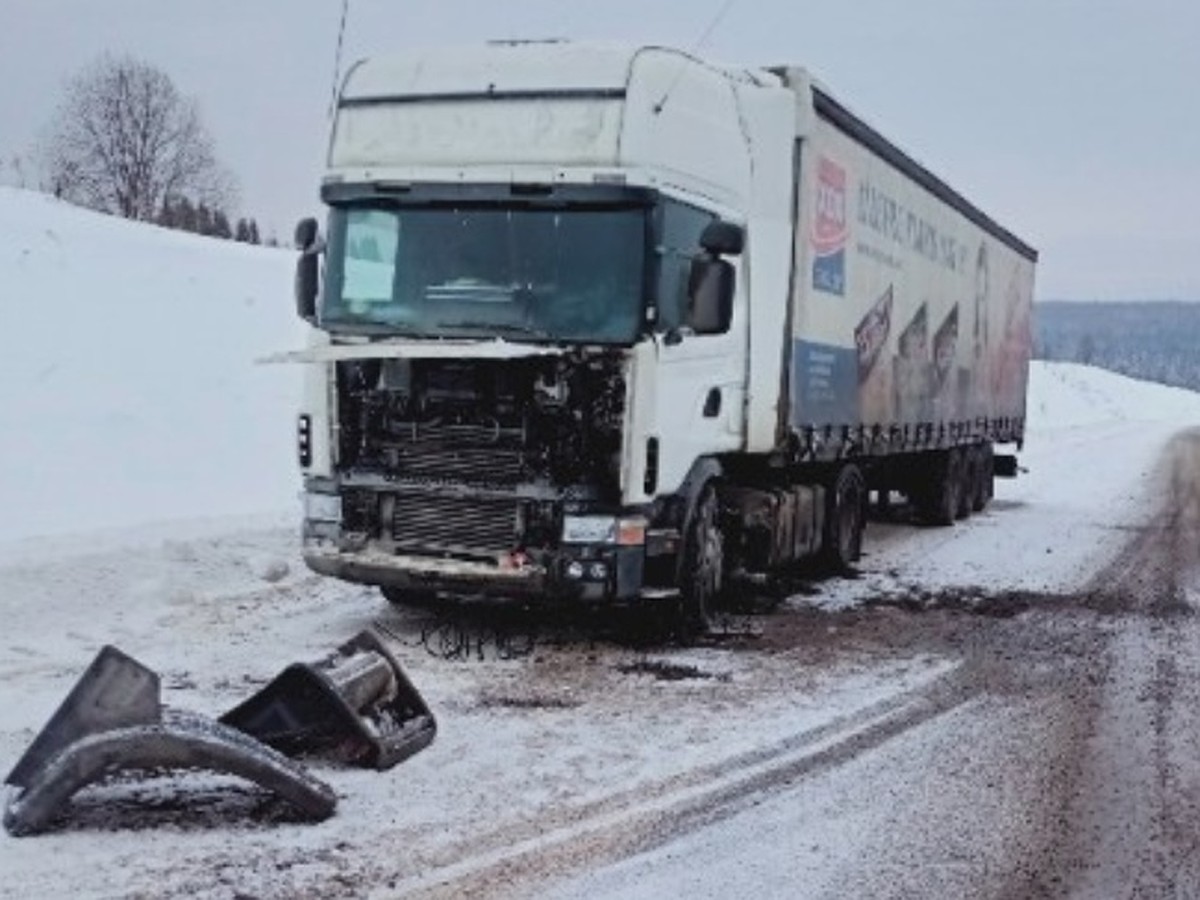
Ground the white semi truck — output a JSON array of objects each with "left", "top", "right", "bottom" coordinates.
[{"left": 284, "top": 41, "right": 1037, "bottom": 630}]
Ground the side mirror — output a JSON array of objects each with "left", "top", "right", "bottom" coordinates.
[
  {"left": 295, "top": 254, "right": 319, "bottom": 323},
  {"left": 295, "top": 217, "right": 319, "bottom": 252},
  {"left": 686, "top": 255, "right": 734, "bottom": 335},
  {"left": 294, "top": 217, "right": 322, "bottom": 323},
  {"left": 699, "top": 221, "right": 745, "bottom": 257}
]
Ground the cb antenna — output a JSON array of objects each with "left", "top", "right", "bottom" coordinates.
[
  {"left": 653, "top": 0, "right": 738, "bottom": 114},
  {"left": 328, "top": 0, "right": 352, "bottom": 120}
]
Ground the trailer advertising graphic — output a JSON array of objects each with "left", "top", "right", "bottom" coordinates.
[
  {"left": 811, "top": 156, "right": 848, "bottom": 295},
  {"left": 855, "top": 285, "right": 893, "bottom": 423}
]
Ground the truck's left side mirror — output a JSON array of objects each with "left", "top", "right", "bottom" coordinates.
[
  {"left": 294, "top": 217, "right": 321, "bottom": 323},
  {"left": 686, "top": 255, "right": 734, "bottom": 335}
]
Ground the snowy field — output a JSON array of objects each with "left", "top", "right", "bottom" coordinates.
[
  {"left": 2, "top": 188, "right": 1200, "bottom": 897},
  {"left": 0, "top": 188, "right": 307, "bottom": 543}
]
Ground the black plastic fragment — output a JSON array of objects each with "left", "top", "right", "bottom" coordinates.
[
  {"left": 220, "top": 628, "right": 436, "bottom": 770},
  {"left": 3, "top": 646, "right": 336, "bottom": 836}
]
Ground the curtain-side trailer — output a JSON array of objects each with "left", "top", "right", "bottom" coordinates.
[{"left": 283, "top": 41, "right": 1037, "bottom": 632}]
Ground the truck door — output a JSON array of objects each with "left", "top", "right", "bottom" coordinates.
[{"left": 648, "top": 199, "right": 748, "bottom": 494}]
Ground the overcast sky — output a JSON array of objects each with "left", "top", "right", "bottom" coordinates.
[{"left": 0, "top": 0, "right": 1195, "bottom": 301}]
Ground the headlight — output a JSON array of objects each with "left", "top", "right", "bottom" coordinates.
[
  {"left": 562, "top": 515, "right": 617, "bottom": 544},
  {"left": 561, "top": 515, "right": 647, "bottom": 545},
  {"left": 304, "top": 492, "right": 342, "bottom": 523}
]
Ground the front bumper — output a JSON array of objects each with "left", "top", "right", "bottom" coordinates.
[{"left": 303, "top": 540, "right": 652, "bottom": 603}]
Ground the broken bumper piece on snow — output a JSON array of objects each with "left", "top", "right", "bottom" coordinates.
[
  {"left": 2, "top": 646, "right": 336, "bottom": 836},
  {"left": 3, "top": 629, "right": 435, "bottom": 836},
  {"left": 221, "top": 628, "right": 436, "bottom": 770}
]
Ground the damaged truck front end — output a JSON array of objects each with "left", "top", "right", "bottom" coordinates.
[
  {"left": 292, "top": 181, "right": 667, "bottom": 608},
  {"left": 302, "top": 349, "right": 653, "bottom": 605}
]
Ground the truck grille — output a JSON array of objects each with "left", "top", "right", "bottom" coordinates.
[
  {"left": 394, "top": 444, "right": 527, "bottom": 485},
  {"left": 386, "top": 423, "right": 531, "bottom": 486},
  {"left": 391, "top": 491, "right": 518, "bottom": 557}
]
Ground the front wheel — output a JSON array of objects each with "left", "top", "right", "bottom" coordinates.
[{"left": 679, "top": 484, "right": 725, "bottom": 637}]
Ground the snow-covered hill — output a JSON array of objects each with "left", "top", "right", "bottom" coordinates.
[{"left": 0, "top": 188, "right": 308, "bottom": 542}]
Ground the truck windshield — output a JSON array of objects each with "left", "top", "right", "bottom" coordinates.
[{"left": 321, "top": 204, "right": 647, "bottom": 344}]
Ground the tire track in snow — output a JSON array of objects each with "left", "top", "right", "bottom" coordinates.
[{"left": 394, "top": 661, "right": 981, "bottom": 899}]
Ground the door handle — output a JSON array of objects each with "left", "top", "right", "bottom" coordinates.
[{"left": 703, "top": 388, "right": 722, "bottom": 418}]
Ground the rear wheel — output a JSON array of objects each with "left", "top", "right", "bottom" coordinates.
[
  {"left": 973, "top": 444, "right": 994, "bottom": 512},
  {"left": 820, "top": 464, "right": 866, "bottom": 572},
  {"left": 957, "top": 448, "right": 978, "bottom": 520},
  {"left": 915, "top": 449, "right": 962, "bottom": 526},
  {"left": 679, "top": 484, "right": 725, "bottom": 638}
]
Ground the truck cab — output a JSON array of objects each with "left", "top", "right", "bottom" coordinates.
[{"left": 291, "top": 42, "right": 796, "bottom": 623}]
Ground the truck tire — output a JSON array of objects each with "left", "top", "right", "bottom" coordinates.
[
  {"left": 957, "top": 447, "right": 978, "bottom": 520},
  {"left": 679, "top": 484, "right": 725, "bottom": 637},
  {"left": 973, "top": 444, "right": 994, "bottom": 512},
  {"left": 380, "top": 586, "right": 439, "bottom": 610},
  {"left": 916, "top": 449, "right": 962, "bottom": 527},
  {"left": 820, "top": 464, "right": 866, "bottom": 572}
]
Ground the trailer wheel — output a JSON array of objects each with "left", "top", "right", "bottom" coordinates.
[
  {"left": 973, "top": 444, "right": 994, "bottom": 512},
  {"left": 957, "top": 448, "right": 978, "bottom": 520},
  {"left": 916, "top": 449, "right": 962, "bottom": 526},
  {"left": 380, "top": 586, "right": 439, "bottom": 610},
  {"left": 680, "top": 484, "right": 725, "bottom": 637},
  {"left": 820, "top": 464, "right": 866, "bottom": 572}
]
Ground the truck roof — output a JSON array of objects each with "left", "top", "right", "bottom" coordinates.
[
  {"left": 336, "top": 41, "right": 1035, "bottom": 262},
  {"left": 340, "top": 41, "right": 678, "bottom": 105}
]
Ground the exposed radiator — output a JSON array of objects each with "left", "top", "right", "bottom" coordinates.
[
  {"left": 390, "top": 491, "right": 519, "bottom": 557},
  {"left": 393, "top": 444, "right": 527, "bottom": 485},
  {"left": 383, "top": 421, "right": 531, "bottom": 486}
]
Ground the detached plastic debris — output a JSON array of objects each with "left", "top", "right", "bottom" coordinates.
[
  {"left": 3, "top": 646, "right": 336, "bottom": 836},
  {"left": 3, "top": 629, "right": 435, "bottom": 837},
  {"left": 221, "top": 629, "right": 436, "bottom": 770}
]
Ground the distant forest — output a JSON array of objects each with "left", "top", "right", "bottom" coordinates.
[{"left": 1035, "top": 301, "right": 1200, "bottom": 392}]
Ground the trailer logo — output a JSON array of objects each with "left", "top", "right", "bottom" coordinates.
[
  {"left": 812, "top": 156, "right": 848, "bottom": 295},
  {"left": 855, "top": 285, "right": 893, "bottom": 383}
]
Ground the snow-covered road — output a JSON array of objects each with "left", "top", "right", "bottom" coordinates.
[{"left": 3, "top": 383, "right": 1199, "bottom": 898}]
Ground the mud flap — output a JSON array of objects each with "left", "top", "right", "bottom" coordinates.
[
  {"left": 220, "top": 629, "right": 436, "bottom": 770},
  {"left": 3, "top": 647, "right": 336, "bottom": 837}
]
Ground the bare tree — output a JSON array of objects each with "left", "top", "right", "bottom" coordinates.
[{"left": 42, "top": 55, "right": 235, "bottom": 220}]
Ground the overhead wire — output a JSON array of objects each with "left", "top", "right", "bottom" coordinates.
[{"left": 653, "top": 0, "right": 738, "bottom": 113}]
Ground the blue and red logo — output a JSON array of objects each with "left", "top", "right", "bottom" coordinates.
[{"left": 812, "top": 156, "right": 848, "bottom": 295}]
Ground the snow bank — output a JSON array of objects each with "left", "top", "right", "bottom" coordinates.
[
  {"left": 0, "top": 188, "right": 308, "bottom": 542},
  {"left": 1026, "top": 360, "right": 1200, "bottom": 431}
]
